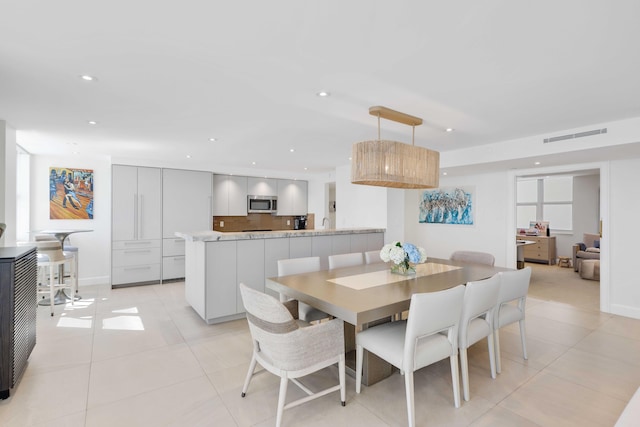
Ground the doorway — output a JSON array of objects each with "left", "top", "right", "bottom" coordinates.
[{"left": 508, "top": 162, "right": 609, "bottom": 313}]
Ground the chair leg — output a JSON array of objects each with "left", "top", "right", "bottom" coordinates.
[
  {"left": 487, "top": 333, "right": 496, "bottom": 379},
  {"left": 241, "top": 353, "right": 258, "bottom": 397},
  {"left": 450, "top": 352, "right": 461, "bottom": 408},
  {"left": 275, "top": 375, "right": 289, "bottom": 427},
  {"left": 519, "top": 319, "right": 528, "bottom": 360},
  {"left": 339, "top": 354, "right": 346, "bottom": 406},
  {"left": 355, "top": 344, "right": 363, "bottom": 394},
  {"left": 495, "top": 329, "right": 502, "bottom": 374},
  {"left": 404, "top": 371, "right": 415, "bottom": 427},
  {"left": 49, "top": 264, "right": 55, "bottom": 316},
  {"left": 460, "top": 347, "right": 470, "bottom": 402}
]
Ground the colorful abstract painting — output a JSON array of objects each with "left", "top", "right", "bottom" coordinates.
[
  {"left": 419, "top": 187, "right": 474, "bottom": 225},
  {"left": 49, "top": 167, "right": 94, "bottom": 220}
]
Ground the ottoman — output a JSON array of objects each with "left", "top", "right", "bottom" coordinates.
[{"left": 579, "top": 259, "right": 600, "bottom": 281}]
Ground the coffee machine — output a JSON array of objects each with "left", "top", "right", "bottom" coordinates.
[{"left": 294, "top": 215, "right": 307, "bottom": 230}]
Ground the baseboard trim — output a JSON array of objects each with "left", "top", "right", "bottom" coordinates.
[{"left": 610, "top": 303, "right": 640, "bottom": 320}]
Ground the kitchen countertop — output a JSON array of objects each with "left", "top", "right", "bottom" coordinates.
[{"left": 175, "top": 228, "right": 385, "bottom": 242}]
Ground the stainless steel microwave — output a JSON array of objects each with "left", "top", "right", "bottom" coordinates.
[{"left": 247, "top": 195, "right": 277, "bottom": 213}]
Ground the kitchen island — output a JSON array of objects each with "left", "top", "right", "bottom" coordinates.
[{"left": 176, "top": 228, "right": 385, "bottom": 324}]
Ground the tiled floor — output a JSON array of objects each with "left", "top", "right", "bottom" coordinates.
[{"left": 1, "top": 263, "right": 637, "bottom": 426}]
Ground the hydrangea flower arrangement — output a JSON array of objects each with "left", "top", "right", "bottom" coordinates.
[{"left": 380, "top": 241, "right": 427, "bottom": 275}]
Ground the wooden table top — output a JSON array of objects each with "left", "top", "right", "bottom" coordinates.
[{"left": 266, "top": 257, "right": 510, "bottom": 327}]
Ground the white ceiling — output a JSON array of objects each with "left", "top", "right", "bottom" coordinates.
[{"left": 2, "top": 1, "right": 640, "bottom": 176}]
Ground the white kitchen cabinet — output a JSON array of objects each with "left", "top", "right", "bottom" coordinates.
[
  {"left": 264, "top": 238, "right": 289, "bottom": 298},
  {"left": 289, "top": 236, "right": 312, "bottom": 258},
  {"left": 163, "top": 169, "right": 212, "bottom": 280},
  {"left": 247, "top": 177, "right": 277, "bottom": 196},
  {"left": 312, "top": 235, "right": 333, "bottom": 270},
  {"left": 111, "top": 165, "right": 162, "bottom": 286},
  {"left": 276, "top": 179, "right": 308, "bottom": 216},
  {"left": 331, "top": 235, "right": 351, "bottom": 255},
  {"left": 236, "top": 240, "right": 265, "bottom": 312},
  {"left": 205, "top": 241, "right": 238, "bottom": 319},
  {"left": 213, "top": 174, "right": 248, "bottom": 216}
]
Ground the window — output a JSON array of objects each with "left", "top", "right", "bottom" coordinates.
[{"left": 516, "top": 176, "right": 573, "bottom": 232}]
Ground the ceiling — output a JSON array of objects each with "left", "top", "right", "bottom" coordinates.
[{"left": 2, "top": 1, "right": 640, "bottom": 177}]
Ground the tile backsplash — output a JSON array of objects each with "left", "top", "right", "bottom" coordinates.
[{"left": 213, "top": 213, "right": 314, "bottom": 232}]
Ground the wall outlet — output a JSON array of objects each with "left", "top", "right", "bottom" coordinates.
[
  {"left": 286, "top": 220, "right": 290, "bottom": 226},
  {"left": 220, "top": 221, "right": 224, "bottom": 228}
]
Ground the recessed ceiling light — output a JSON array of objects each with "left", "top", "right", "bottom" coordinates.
[
  {"left": 316, "top": 91, "right": 330, "bottom": 97},
  {"left": 289, "top": 148, "right": 295, "bottom": 153},
  {"left": 534, "top": 161, "right": 541, "bottom": 165},
  {"left": 445, "top": 128, "right": 454, "bottom": 132},
  {"left": 209, "top": 137, "right": 217, "bottom": 142},
  {"left": 252, "top": 161, "right": 256, "bottom": 165},
  {"left": 348, "top": 157, "right": 352, "bottom": 161},
  {"left": 304, "top": 167, "right": 308, "bottom": 171},
  {"left": 88, "top": 120, "right": 97, "bottom": 125},
  {"left": 186, "top": 155, "right": 192, "bottom": 159},
  {"left": 72, "top": 151, "right": 79, "bottom": 155},
  {"left": 80, "top": 75, "right": 96, "bottom": 81},
  {"left": 443, "top": 172, "right": 448, "bottom": 176}
]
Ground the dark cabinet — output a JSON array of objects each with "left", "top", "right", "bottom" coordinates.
[{"left": 0, "top": 246, "right": 37, "bottom": 399}]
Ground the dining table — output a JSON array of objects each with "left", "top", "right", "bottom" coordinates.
[{"left": 266, "top": 257, "right": 510, "bottom": 386}]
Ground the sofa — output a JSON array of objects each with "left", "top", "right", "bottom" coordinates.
[{"left": 573, "top": 233, "right": 600, "bottom": 272}]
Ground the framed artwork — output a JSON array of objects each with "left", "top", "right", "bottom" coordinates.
[
  {"left": 49, "top": 167, "right": 94, "bottom": 220},
  {"left": 419, "top": 186, "right": 474, "bottom": 225}
]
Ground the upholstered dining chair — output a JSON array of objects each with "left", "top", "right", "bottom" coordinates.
[
  {"left": 364, "top": 250, "right": 383, "bottom": 264},
  {"left": 458, "top": 273, "right": 501, "bottom": 402},
  {"left": 355, "top": 285, "right": 466, "bottom": 427},
  {"left": 328, "top": 252, "right": 364, "bottom": 270},
  {"left": 450, "top": 250, "right": 495, "bottom": 266},
  {"left": 277, "top": 257, "right": 330, "bottom": 323},
  {"left": 494, "top": 267, "right": 532, "bottom": 374},
  {"left": 239, "top": 283, "right": 346, "bottom": 427}
]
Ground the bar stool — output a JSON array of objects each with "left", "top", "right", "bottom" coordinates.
[{"left": 36, "top": 240, "right": 76, "bottom": 316}]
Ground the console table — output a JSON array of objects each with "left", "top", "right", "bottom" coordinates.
[
  {"left": 0, "top": 246, "right": 38, "bottom": 399},
  {"left": 516, "top": 235, "right": 557, "bottom": 265}
]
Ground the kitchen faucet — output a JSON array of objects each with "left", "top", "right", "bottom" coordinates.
[{"left": 322, "top": 217, "right": 330, "bottom": 229}]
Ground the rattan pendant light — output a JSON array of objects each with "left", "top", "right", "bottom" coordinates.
[{"left": 351, "top": 106, "right": 440, "bottom": 189}]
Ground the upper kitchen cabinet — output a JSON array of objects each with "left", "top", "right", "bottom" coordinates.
[
  {"left": 276, "top": 179, "right": 308, "bottom": 216},
  {"left": 163, "top": 169, "right": 213, "bottom": 237},
  {"left": 212, "top": 175, "right": 248, "bottom": 216},
  {"left": 112, "top": 165, "right": 162, "bottom": 241},
  {"left": 247, "top": 177, "right": 277, "bottom": 196}
]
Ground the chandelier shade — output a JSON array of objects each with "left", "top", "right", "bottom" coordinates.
[
  {"left": 351, "top": 140, "right": 440, "bottom": 189},
  {"left": 351, "top": 106, "right": 440, "bottom": 189}
]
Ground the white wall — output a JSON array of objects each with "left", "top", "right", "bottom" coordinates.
[
  {"left": 403, "top": 171, "right": 510, "bottom": 267},
  {"left": 30, "top": 154, "right": 111, "bottom": 285},
  {"left": 0, "top": 121, "right": 17, "bottom": 246},
  {"left": 335, "top": 164, "right": 387, "bottom": 229},
  {"left": 609, "top": 158, "right": 640, "bottom": 318}
]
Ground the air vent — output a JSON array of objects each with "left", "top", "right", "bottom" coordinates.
[{"left": 543, "top": 128, "right": 607, "bottom": 143}]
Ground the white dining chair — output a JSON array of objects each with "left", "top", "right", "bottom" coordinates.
[
  {"left": 364, "top": 250, "right": 383, "bottom": 264},
  {"left": 277, "top": 257, "right": 330, "bottom": 323},
  {"left": 328, "top": 252, "right": 364, "bottom": 270},
  {"left": 239, "top": 283, "right": 346, "bottom": 427},
  {"left": 494, "top": 267, "right": 532, "bottom": 374},
  {"left": 458, "top": 273, "right": 501, "bottom": 402},
  {"left": 450, "top": 251, "right": 495, "bottom": 266},
  {"left": 355, "top": 285, "right": 466, "bottom": 427}
]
